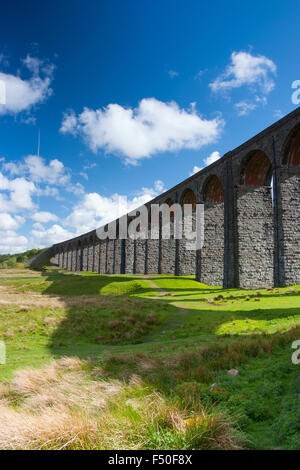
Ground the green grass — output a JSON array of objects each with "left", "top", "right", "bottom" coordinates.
[{"left": 0, "top": 267, "right": 299, "bottom": 449}]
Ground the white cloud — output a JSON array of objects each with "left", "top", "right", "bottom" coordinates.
[
  {"left": 204, "top": 151, "right": 221, "bottom": 166},
  {"left": 0, "top": 54, "right": 54, "bottom": 115},
  {"left": 210, "top": 51, "right": 276, "bottom": 95},
  {"left": 30, "top": 224, "right": 74, "bottom": 248},
  {"left": 235, "top": 101, "right": 257, "bottom": 116},
  {"left": 64, "top": 180, "right": 164, "bottom": 234},
  {"left": 2, "top": 155, "right": 78, "bottom": 194},
  {"left": 65, "top": 182, "right": 85, "bottom": 195},
  {"left": 0, "top": 173, "right": 36, "bottom": 212},
  {"left": 154, "top": 180, "right": 164, "bottom": 192},
  {"left": 0, "top": 213, "right": 24, "bottom": 230},
  {"left": 0, "top": 231, "right": 28, "bottom": 254},
  {"left": 83, "top": 162, "right": 97, "bottom": 170},
  {"left": 60, "top": 98, "right": 224, "bottom": 164},
  {"left": 189, "top": 151, "right": 221, "bottom": 175},
  {"left": 3, "top": 155, "right": 86, "bottom": 198},
  {"left": 235, "top": 95, "right": 268, "bottom": 116},
  {"left": 0, "top": 178, "right": 166, "bottom": 252},
  {"left": 31, "top": 211, "right": 58, "bottom": 224},
  {"left": 79, "top": 172, "right": 88, "bottom": 180},
  {"left": 190, "top": 165, "right": 203, "bottom": 176},
  {"left": 37, "top": 185, "right": 60, "bottom": 198},
  {"left": 32, "top": 222, "right": 44, "bottom": 230}
]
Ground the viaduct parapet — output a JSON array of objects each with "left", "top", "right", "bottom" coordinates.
[{"left": 52, "top": 107, "right": 300, "bottom": 288}]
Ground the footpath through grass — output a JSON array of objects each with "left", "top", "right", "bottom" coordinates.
[{"left": 0, "top": 267, "right": 299, "bottom": 449}]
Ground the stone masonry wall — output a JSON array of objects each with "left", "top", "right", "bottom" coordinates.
[
  {"left": 200, "top": 202, "right": 224, "bottom": 286},
  {"left": 135, "top": 239, "right": 147, "bottom": 274},
  {"left": 146, "top": 239, "right": 159, "bottom": 274},
  {"left": 280, "top": 169, "right": 300, "bottom": 285},
  {"left": 94, "top": 241, "right": 100, "bottom": 273},
  {"left": 236, "top": 186, "right": 274, "bottom": 288},
  {"left": 125, "top": 239, "right": 135, "bottom": 274},
  {"left": 99, "top": 240, "right": 106, "bottom": 274},
  {"left": 52, "top": 108, "right": 300, "bottom": 289}
]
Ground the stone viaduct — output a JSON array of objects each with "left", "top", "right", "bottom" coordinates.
[{"left": 52, "top": 107, "right": 300, "bottom": 288}]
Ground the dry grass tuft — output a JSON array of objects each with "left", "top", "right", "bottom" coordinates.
[{"left": 0, "top": 357, "right": 242, "bottom": 450}]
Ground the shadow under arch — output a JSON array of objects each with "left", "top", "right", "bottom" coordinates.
[
  {"left": 180, "top": 187, "right": 196, "bottom": 211},
  {"left": 281, "top": 122, "right": 300, "bottom": 167},
  {"left": 201, "top": 174, "right": 224, "bottom": 203},
  {"left": 240, "top": 149, "right": 273, "bottom": 186}
]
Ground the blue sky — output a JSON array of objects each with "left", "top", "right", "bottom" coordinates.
[{"left": 0, "top": 0, "right": 299, "bottom": 253}]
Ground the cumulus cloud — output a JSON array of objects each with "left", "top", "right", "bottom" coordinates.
[
  {"left": 30, "top": 224, "right": 74, "bottom": 248},
  {"left": 154, "top": 180, "right": 164, "bottom": 192},
  {"left": 0, "top": 213, "right": 24, "bottom": 230},
  {"left": 189, "top": 151, "right": 220, "bottom": 176},
  {"left": 0, "top": 211, "right": 27, "bottom": 254},
  {"left": 190, "top": 165, "right": 203, "bottom": 176},
  {"left": 0, "top": 230, "right": 28, "bottom": 254},
  {"left": 210, "top": 51, "right": 276, "bottom": 95},
  {"left": 4, "top": 155, "right": 71, "bottom": 186},
  {"left": 31, "top": 211, "right": 58, "bottom": 224},
  {"left": 60, "top": 98, "right": 224, "bottom": 164},
  {"left": 0, "top": 174, "right": 166, "bottom": 252},
  {"left": 64, "top": 180, "right": 165, "bottom": 234},
  {"left": 0, "top": 173, "right": 36, "bottom": 212},
  {"left": 0, "top": 54, "right": 54, "bottom": 115},
  {"left": 204, "top": 151, "right": 221, "bottom": 166}
]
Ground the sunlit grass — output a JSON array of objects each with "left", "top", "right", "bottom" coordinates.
[{"left": 0, "top": 268, "right": 299, "bottom": 449}]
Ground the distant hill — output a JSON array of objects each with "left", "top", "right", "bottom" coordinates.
[{"left": 0, "top": 248, "right": 48, "bottom": 269}]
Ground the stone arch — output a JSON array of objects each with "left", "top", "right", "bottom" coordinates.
[
  {"left": 288, "top": 133, "right": 300, "bottom": 166},
  {"left": 202, "top": 175, "right": 224, "bottom": 203},
  {"left": 237, "top": 150, "right": 274, "bottom": 287},
  {"left": 240, "top": 150, "right": 272, "bottom": 186},
  {"left": 180, "top": 188, "right": 196, "bottom": 211},
  {"left": 200, "top": 174, "right": 224, "bottom": 286},
  {"left": 281, "top": 123, "right": 300, "bottom": 166},
  {"left": 165, "top": 197, "right": 175, "bottom": 218}
]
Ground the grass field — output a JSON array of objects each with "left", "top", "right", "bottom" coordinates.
[{"left": 0, "top": 267, "right": 299, "bottom": 449}]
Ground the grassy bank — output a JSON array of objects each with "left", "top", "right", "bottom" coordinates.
[{"left": 0, "top": 267, "right": 299, "bottom": 449}]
